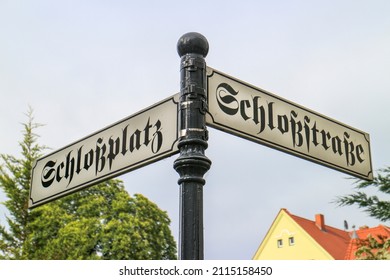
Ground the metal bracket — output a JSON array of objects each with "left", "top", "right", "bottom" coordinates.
[
  {"left": 181, "top": 57, "right": 206, "bottom": 70},
  {"left": 183, "top": 84, "right": 206, "bottom": 99},
  {"left": 179, "top": 127, "right": 209, "bottom": 140},
  {"left": 180, "top": 99, "right": 208, "bottom": 115}
]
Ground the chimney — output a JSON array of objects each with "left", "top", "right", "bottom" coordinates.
[{"left": 315, "top": 214, "right": 326, "bottom": 231}]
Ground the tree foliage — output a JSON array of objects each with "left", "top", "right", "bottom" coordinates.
[
  {"left": 335, "top": 167, "right": 390, "bottom": 259},
  {"left": 354, "top": 234, "right": 390, "bottom": 260},
  {"left": 0, "top": 109, "right": 44, "bottom": 259},
  {"left": 0, "top": 110, "right": 176, "bottom": 259},
  {"left": 24, "top": 181, "right": 177, "bottom": 260},
  {"left": 335, "top": 167, "right": 390, "bottom": 222}
]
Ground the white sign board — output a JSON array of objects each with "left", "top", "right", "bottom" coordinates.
[
  {"left": 206, "top": 67, "right": 373, "bottom": 180},
  {"left": 30, "top": 94, "right": 179, "bottom": 208}
]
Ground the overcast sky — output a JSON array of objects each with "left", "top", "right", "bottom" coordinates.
[{"left": 1, "top": 1, "right": 389, "bottom": 259}]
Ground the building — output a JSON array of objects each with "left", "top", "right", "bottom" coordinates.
[{"left": 253, "top": 208, "right": 390, "bottom": 260}]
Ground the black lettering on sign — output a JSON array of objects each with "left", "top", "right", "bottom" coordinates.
[
  {"left": 215, "top": 82, "right": 366, "bottom": 167},
  {"left": 40, "top": 118, "right": 165, "bottom": 188}
]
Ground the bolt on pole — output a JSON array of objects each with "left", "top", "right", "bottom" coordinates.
[{"left": 174, "top": 32, "right": 211, "bottom": 260}]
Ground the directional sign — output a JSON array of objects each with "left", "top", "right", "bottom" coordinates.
[
  {"left": 29, "top": 94, "right": 179, "bottom": 208},
  {"left": 206, "top": 67, "right": 373, "bottom": 180}
]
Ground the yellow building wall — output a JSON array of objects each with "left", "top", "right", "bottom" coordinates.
[{"left": 253, "top": 210, "right": 333, "bottom": 260}]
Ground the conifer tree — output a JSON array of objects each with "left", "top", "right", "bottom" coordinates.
[
  {"left": 0, "top": 109, "right": 43, "bottom": 259},
  {"left": 336, "top": 167, "right": 390, "bottom": 222}
]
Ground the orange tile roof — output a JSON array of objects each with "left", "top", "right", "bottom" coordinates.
[
  {"left": 284, "top": 209, "right": 352, "bottom": 260},
  {"left": 344, "top": 225, "right": 390, "bottom": 260},
  {"left": 356, "top": 224, "right": 390, "bottom": 239}
]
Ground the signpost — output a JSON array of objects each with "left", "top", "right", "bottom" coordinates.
[
  {"left": 206, "top": 67, "right": 373, "bottom": 181},
  {"left": 29, "top": 94, "right": 179, "bottom": 208},
  {"left": 174, "top": 33, "right": 211, "bottom": 260},
  {"left": 29, "top": 32, "right": 373, "bottom": 260}
]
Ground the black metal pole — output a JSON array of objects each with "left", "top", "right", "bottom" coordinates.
[{"left": 174, "top": 32, "right": 211, "bottom": 260}]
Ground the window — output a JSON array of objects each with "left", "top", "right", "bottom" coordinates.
[
  {"left": 289, "top": 237, "right": 295, "bottom": 246},
  {"left": 277, "top": 239, "right": 283, "bottom": 248}
]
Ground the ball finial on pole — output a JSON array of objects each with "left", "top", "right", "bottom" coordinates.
[{"left": 177, "top": 32, "right": 209, "bottom": 57}]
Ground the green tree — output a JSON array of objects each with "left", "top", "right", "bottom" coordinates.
[
  {"left": 335, "top": 167, "right": 390, "bottom": 222},
  {"left": 24, "top": 181, "right": 177, "bottom": 260},
  {"left": 0, "top": 110, "right": 44, "bottom": 259},
  {"left": 0, "top": 110, "right": 177, "bottom": 259},
  {"left": 354, "top": 234, "right": 390, "bottom": 260}
]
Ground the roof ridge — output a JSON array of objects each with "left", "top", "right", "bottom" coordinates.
[{"left": 289, "top": 212, "right": 346, "bottom": 233}]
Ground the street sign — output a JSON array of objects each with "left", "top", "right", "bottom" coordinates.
[
  {"left": 206, "top": 67, "right": 373, "bottom": 180},
  {"left": 29, "top": 94, "right": 179, "bottom": 208}
]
